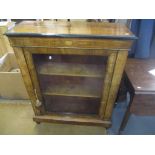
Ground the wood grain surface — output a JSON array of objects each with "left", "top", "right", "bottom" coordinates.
[
  {"left": 6, "top": 21, "right": 136, "bottom": 40},
  {"left": 126, "top": 59, "right": 155, "bottom": 93},
  {"left": 7, "top": 21, "right": 135, "bottom": 127}
]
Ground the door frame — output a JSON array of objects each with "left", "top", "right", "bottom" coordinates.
[{"left": 23, "top": 47, "right": 118, "bottom": 119}]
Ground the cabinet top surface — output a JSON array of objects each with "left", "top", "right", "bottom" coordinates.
[
  {"left": 6, "top": 21, "right": 136, "bottom": 40},
  {"left": 126, "top": 59, "right": 155, "bottom": 93}
]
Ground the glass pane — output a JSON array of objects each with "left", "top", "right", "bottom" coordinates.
[{"left": 33, "top": 54, "right": 108, "bottom": 115}]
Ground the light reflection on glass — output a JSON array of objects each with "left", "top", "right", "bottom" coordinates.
[
  {"left": 137, "top": 86, "right": 141, "bottom": 89},
  {"left": 49, "top": 56, "right": 52, "bottom": 60},
  {"left": 148, "top": 69, "right": 155, "bottom": 76}
]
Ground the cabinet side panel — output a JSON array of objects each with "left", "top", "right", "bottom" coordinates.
[
  {"left": 104, "top": 51, "right": 128, "bottom": 120},
  {"left": 99, "top": 53, "right": 117, "bottom": 118}
]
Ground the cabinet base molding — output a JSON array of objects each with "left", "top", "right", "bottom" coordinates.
[{"left": 33, "top": 114, "right": 111, "bottom": 127}]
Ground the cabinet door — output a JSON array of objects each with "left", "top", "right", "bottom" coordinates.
[{"left": 24, "top": 48, "right": 117, "bottom": 119}]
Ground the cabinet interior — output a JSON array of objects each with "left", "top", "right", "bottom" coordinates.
[{"left": 33, "top": 54, "right": 108, "bottom": 115}]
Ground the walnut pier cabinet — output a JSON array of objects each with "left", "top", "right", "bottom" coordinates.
[{"left": 6, "top": 21, "right": 136, "bottom": 128}]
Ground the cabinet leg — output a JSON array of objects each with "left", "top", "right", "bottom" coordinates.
[
  {"left": 118, "top": 108, "right": 130, "bottom": 134},
  {"left": 118, "top": 92, "right": 134, "bottom": 134}
]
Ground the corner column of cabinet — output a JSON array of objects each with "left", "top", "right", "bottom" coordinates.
[
  {"left": 12, "top": 47, "right": 42, "bottom": 115},
  {"left": 103, "top": 50, "right": 128, "bottom": 120}
]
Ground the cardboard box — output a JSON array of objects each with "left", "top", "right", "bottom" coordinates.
[
  {"left": 0, "top": 52, "right": 29, "bottom": 99},
  {"left": 0, "top": 22, "right": 15, "bottom": 57}
]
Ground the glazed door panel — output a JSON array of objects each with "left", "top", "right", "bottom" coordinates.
[{"left": 24, "top": 48, "right": 117, "bottom": 119}]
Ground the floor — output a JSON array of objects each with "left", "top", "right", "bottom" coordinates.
[
  {"left": 1, "top": 97, "right": 155, "bottom": 135},
  {"left": 0, "top": 100, "right": 106, "bottom": 135},
  {"left": 108, "top": 95, "right": 155, "bottom": 135}
]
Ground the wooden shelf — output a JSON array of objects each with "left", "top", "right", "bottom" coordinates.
[
  {"left": 37, "top": 62, "right": 105, "bottom": 78},
  {"left": 43, "top": 83, "right": 102, "bottom": 98}
]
